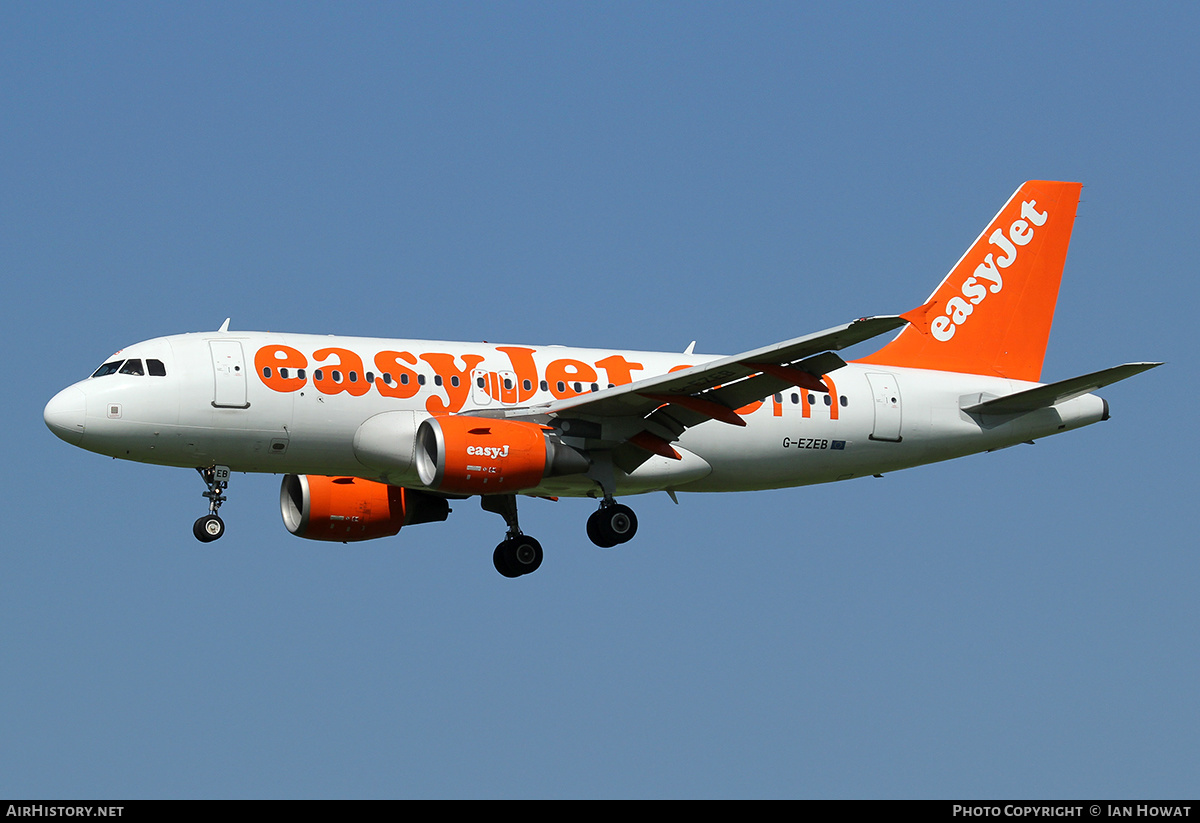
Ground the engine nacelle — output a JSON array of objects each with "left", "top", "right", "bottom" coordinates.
[
  {"left": 415, "top": 415, "right": 589, "bottom": 495},
  {"left": 280, "top": 474, "right": 450, "bottom": 542}
]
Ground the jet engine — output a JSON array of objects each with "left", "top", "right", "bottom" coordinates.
[
  {"left": 280, "top": 474, "right": 450, "bottom": 542},
  {"left": 415, "top": 416, "right": 589, "bottom": 495}
]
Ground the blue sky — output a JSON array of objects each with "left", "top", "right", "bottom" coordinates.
[{"left": 2, "top": 3, "right": 1196, "bottom": 799}]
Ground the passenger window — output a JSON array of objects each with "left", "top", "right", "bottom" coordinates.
[
  {"left": 119, "top": 359, "right": 145, "bottom": 376},
  {"left": 92, "top": 361, "right": 123, "bottom": 377},
  {"left": 147, "top": 359, "right": 167, "bottom": 376}
]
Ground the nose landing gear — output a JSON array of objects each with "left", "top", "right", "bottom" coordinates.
[{"left": 193, "top": 465, "right": 230, "bottom": 543}]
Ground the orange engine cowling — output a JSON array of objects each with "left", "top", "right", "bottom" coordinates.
[
  {"left": 280, "top": 475, "right": 450, "bottom": 542},
  {"left": 415, "top": 415, "right": 589, "bottom": 495}
]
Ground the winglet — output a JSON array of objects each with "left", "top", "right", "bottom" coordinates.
[{"left": 218, "top": 318, "right": 231, "bottom": 333}]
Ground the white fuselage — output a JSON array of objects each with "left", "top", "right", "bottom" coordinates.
[{"left": 44, "top": 330, "right": 1108, "bottom": 498}]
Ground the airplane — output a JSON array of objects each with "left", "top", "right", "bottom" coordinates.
[{"left": 44, "top": 180, "right": 1160, "bottom": 577}]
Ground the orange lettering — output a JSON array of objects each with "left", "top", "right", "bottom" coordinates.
[
  {"left": 373, "top": 350, "right": 421, "bottom": 399},
  {"left": 313, "top": 348, "right": 371, "bottom": 397},
  {"left": 823, "top": 375, "right": 839, "bottom": 420},
  {"left": 595, "top": 354, "right": 643, "bottom": 386},
  {"left": 545, "top": 358, "right": 598, "bottom": 399},
  {"left": 420, "top": 352, "right": 485, "bottom": 414},
  {"left": 255, "top": 345, "right": 308, "bottom": 393}
]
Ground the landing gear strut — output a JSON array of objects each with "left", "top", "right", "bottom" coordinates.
[
  {"left": 482, "top": 495, "right": 543, "bottom": 578},
  {"left": 193, "top": 465, "right": 230, "bottom": 543},
  {"left": 583, "top": 451, "right": 639, "bottom": 548},
  {"left": 587, "top": 500, "right": 638, "bottom": 548}
]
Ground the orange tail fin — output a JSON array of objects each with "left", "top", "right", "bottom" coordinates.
[{"left": 856, "top": 180, "right": 1082, "bottom": 382}]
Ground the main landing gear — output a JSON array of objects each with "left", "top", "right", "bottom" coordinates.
[
  {"left": 482, "top": 495, "right": 544, "bottom": 578},
  {"left": 483, "top": 494, "right": 641, "bottom": 578},
  {"left": 586, "top": 500, "right": 638, "bottom": 548},
  {"left": 193, "top": 465, "right": 230, "bottom": 543},
  {"left": 583, "top": 453, "right": 638, "bottom": 549}
]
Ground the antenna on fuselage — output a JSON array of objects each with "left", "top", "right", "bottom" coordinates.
[
  {"left": 684, "top": 341, "right": 696, "bottom": 355},
  {"left": 218, "top": 318, "right": 231, "bottom": 332}
]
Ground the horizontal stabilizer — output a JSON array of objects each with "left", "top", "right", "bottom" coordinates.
[{"left": 962, "top": 362, "right": 1162, "bottom": 415}]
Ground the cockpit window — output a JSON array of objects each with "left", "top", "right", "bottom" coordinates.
[
  {"left": 91, "top": 358, "right": 167, "bottom": 377},
  {"left": 92, "top": 361, "right": 124, "bottom": 377}
]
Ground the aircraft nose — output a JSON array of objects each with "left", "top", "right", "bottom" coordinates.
[{"left": 44, "top": 386, "right": 86, "bottom": 445}]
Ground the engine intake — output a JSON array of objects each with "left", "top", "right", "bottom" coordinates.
[
  {"left": 280, "top": 474, "right": 449, "bottom": 542},
  {"left": 415, "top": 416, "right": 589, "bottom": 495}
]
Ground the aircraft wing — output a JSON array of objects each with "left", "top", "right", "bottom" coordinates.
[{"left": 475, "top": 314, "right": 907, "bottom": 458}]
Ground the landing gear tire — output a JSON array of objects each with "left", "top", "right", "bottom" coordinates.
[
  {"left": 587, "top": 503, "right": 638, "bottom": 548},
  {"left": 193, "top": 514, "right": 225, "bottom": 543},
  {"left": 194, "top": 466, "right": 231, "bottom": 543},
  {"left": 493, "top": 535, "right": 543, "bottom": 578}
]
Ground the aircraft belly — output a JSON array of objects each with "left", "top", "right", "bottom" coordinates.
[{"left": 672, "top": 401, "right": 880, "bottom": 492}]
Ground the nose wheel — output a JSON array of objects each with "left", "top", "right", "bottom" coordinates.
[
  {"left": 193, "top": 513, "right": 225, "bottom": 542},
  {"left": 587, "top": 501, "right": 638, "bottom": 548},
  {"left": 193, "top": 466, "right": 230, "bottom": 543}
]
